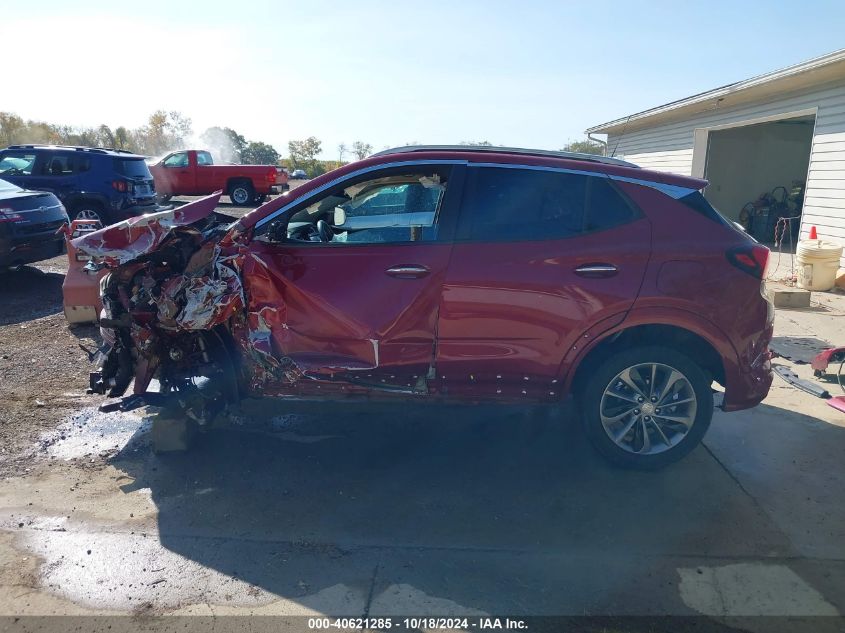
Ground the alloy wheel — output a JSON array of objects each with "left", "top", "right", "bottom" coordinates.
[
  {"left": 599, "top": 362, "right": 697, "bottom": 455},
  {"left": 75, "top": 208, "right": 103, "bottom": 228}
]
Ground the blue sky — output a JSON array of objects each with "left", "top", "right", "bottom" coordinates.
[{"left": 3, "top": 0, "right": 844, "bottom": 157}]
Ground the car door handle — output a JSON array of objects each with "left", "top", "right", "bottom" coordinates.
[
  {"left": 574, "top": 263, "right": 618, "bottom": 278},
  {"left": 385, "top": 265, "right": 430, "bottom": 279}
]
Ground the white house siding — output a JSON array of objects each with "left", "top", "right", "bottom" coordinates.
[{"left": 606, "top": 78, "right": 845, "bottom": 251}]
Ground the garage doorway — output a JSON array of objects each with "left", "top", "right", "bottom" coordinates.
[{"left": 702, "top": 113, "right": 815, "bottom": 244}]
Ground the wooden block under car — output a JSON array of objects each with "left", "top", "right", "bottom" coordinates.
[{"left": 768, "top": 287, "right": 811, "bottom": 308}]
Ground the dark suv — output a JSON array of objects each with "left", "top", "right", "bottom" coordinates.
[
  {"left": 0, "top": 145, "right": 157, "bottom": 226},
  {"left": 73, "top": 145, "right": 774, "bottom": 468}
]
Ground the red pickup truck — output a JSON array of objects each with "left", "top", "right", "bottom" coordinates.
[{"left": 148, "top": 149, "right": 288, "bottom": 205}]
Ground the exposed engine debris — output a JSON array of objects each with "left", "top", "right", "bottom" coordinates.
[{"left": 72, "top": 194, "right": 264, "bottom": 424}]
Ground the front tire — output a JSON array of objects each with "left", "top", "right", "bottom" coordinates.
[{"left": 580, "top": 345, "right": 713, "bottom": 470}]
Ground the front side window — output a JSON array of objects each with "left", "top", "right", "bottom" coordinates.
[
  {"left": 163, "top": 152, "right": 188, "bottom": 168},
  {"left": 196, "top": 151, "right": 213, "bottom": 166},
  {"left": 281, "top": 170, "right": 448, "bottom": 245},
  {"left": 0, "top": 152, "right": 36, "bottom": 176}
]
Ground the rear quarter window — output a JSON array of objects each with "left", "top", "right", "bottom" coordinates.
[
  {"left": 679, "top": 191, "right": 733, "bottom": 227},
  {"left": 586, "top": 178, "right": 639, "bottom": 231}
]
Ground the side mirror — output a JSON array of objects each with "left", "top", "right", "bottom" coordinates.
[{"left": 333, "top": 207, "right": 346, "bottom": 227}]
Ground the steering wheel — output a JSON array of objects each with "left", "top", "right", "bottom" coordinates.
[{"left": 316, "top": 219, "right": 333, "bottom": 242}]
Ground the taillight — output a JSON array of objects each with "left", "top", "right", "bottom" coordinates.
[
  {"left": 727, "top": 244, "right": 770, "bottom": 278},
  {"left": 267, "top": 170, "right": 276, "bottom": 183},
  {"left": 112, "top": 180, "right": 128, "bottom": 192},
  {"left": 0, "top": 208, "right": 24, "bottom": 223}
]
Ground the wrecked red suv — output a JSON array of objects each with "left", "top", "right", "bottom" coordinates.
[{"left": 73, "top": 146, "right": 773, "bottom": 468}]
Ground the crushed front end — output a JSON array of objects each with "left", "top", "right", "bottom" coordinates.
[{"left": 76, "top": 194, "right": 245, "bottom": 426}]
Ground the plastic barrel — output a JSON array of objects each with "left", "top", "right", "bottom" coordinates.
[{"left": 796, "top": 239, "right": 843, "bottom": 291}]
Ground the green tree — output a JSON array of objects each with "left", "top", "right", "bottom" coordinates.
[
  {"left": 96, "top": 124, "right": 115, "bottom": 148},
  {"left": 459, "top": 140, "right": 493, "bottom": 146},
  {"left": 561, "top": 138, "right": 605, "bottom": 156},
  {"left": 114, "top": 127, "right": 131, "bottom": 150},
  {"left": 241, "top": 141, "right": 280, "bottom": 165},
  {"left": 288, "top": 137, "right": 322, "bottom": 175},
  {"left": 351, "top": 141, "right": 372, "bottom": 160}
]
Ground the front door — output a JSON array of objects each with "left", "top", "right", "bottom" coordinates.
[
  {"left": 243, "top": 163, "right": 463, "bottom": 393},
  {"left": 158, "top": 151, "right": 193, "bottom": 195},
  {"left": 436, "top": 164, "right": 651, "bottom": 399}
]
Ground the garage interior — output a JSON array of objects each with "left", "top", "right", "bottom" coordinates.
[{"left": 703, "top": 114, "right": 815, "bottom": 244}]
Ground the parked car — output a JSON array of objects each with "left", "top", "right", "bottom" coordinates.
[
  {"left": 0, "top": 177, "right": 69, "bottom": 268},
  {"left": 0, "top": 145, "right": 157, "bottom": 227},
  {"left": 290, "top": 169, "right": 307, "bottom": 179},
  {"left": 72, "top": 145, "right": 773, "bottom": 468},
  {"left": 147, "top": 150, "right": 288, "bottom": 206}
]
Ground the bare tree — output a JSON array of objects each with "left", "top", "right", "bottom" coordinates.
[
  {"left": 352, "top": 141, "right": 372, "bottom": 161},
  {"left": 337, "top": 142, "right": 348, "bottom": 163}
]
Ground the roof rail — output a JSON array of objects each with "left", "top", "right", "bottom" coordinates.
[
  {"left": 371, "top": 145, "right": 639, "bottom": 168},
  {"left": 5, "top": 144, "right": 135, "bottom": 155}
]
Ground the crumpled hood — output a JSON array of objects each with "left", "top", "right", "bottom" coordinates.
[{"left": 71, "top": 192, "right": 223, "bottom": 266}]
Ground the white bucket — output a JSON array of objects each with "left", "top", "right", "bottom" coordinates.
[{"left": 796, "top": 239, "right": 843, "bottom": 291}]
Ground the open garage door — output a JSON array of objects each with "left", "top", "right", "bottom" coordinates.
[{"left": 704, "top": 114, "right": 815, "bottom": 244}]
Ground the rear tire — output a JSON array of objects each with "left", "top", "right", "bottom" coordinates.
[
  {"left": 229, "top": 182, "right": 254, "bottom": 206},
  {"left": 580, "top": 345, "right": 713, "bottom": 470}
]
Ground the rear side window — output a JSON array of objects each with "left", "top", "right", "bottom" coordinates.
[
  {"left": 462, "top": 167, "right": 587, "bottom": 241},
  {"left": 196, "top": 151, "right": 213, "bottom": 165},
  {"left": 114, "top": 158, "right": 153, "bottom": 178},
  {"left": 459, "top": 167, "right": 638, "bottom": 241},
  {"left": 41, "top": 154, "right": 74, "bottom": 176}
]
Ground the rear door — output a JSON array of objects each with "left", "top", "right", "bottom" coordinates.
[
  {"left": 21, "top": 152, "right": 77, "bottom": 200},
  {"left": 244, "top": 163, "right": 463, "bottom": 392},
  {"left": 436, "top": 164, "right": 651, "bottom": 399}
]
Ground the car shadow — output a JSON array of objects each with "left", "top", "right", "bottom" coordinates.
[
  {"left": 107, "top": 398, "right": 809, "bottom": 616},
  {"left": 0, "top": 265, "right": 65, "bottom": 325}
]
